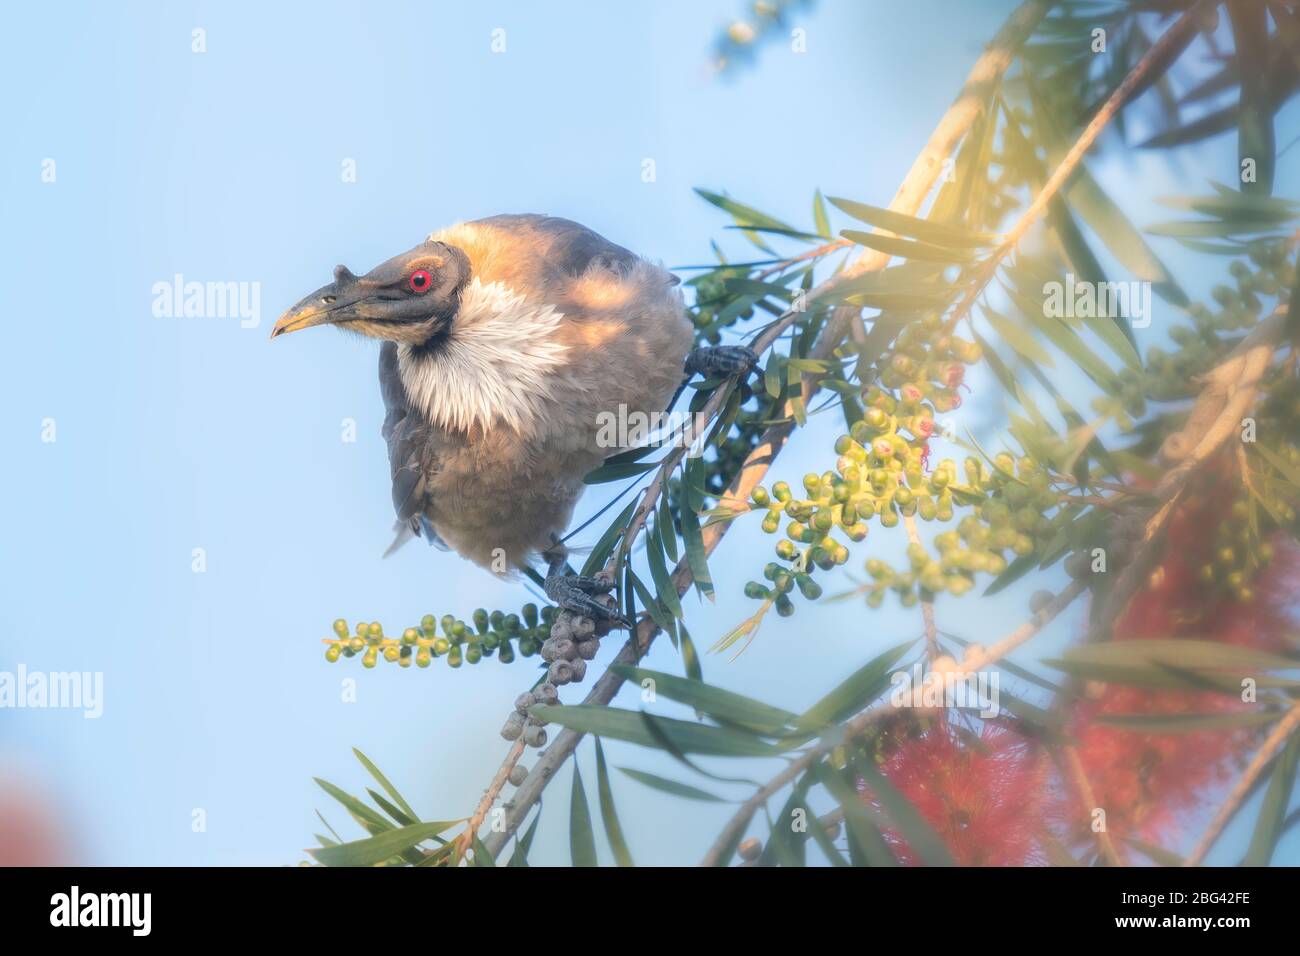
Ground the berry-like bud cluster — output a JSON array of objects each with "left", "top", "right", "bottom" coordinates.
[
  {"left": 1143, "top": 240, "right": 1294, "bottom": 409},
  {"left": 742, "top": 322, "right": 1053, "bottom": 608},
  {"left": 540, "top": 608, "right": 603, "bottom": 687},
  {"left": 1199, "top": 491, "right": 1294, "bottom": 604},
  {"left": 322, "top": 603, "right": 555, "bottom": 670},
  {"left": 502, "top": 683, "right": 558, "bottom": 750}
]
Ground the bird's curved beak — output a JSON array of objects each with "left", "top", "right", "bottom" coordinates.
[
  {"left": 271, "top": 268, "right": 362, "bottom": 338},
  {"left": 271, "top": 284, "right": 345, "bottom": 339}
]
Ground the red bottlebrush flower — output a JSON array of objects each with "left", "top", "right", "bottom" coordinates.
[
  {"left": 0, "top": 783, "right": 67, "bottom": 866},
  {"left": 1066, "top": 686, "right": 1242, "bottom": 843},
  {"left": 860, "top": 717, "right": 1050, "bottom": 866},
  {"left": 1064, "top": 471, "right": 1300, "bottom": 845}
]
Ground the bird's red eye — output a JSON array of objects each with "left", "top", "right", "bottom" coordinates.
[{"left": 408, "top": 269, "right": 432, "bottom": 293}]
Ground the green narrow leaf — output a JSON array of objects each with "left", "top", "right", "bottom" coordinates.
[
  {"left": 367, "top": 788, "right": 418, "bottom": 828},
  {"left": 1229, "top": 0, "right": 1275, "bottom": 195},
  {"left": 813, "top": 188, "right": 832, "bottom": 239},
  {"left": 583, "top": 460, "right": 659, "bottom": 484},
  {"left": 314, "top": 778, "right": 392, "bottom": 834},
  {"left": 762, "top": 780, "right": 810, "bottom": 867},
  {"left": 622, "top": 557, "right": 637, "bottom": 627},
  {"left": 530, "top": 704, "right": 781, "bottom": 756},
  {"left": 1145, "top": 218, "right": 1290, "bottom": 238},
  {"left": 627, "top": 569, "right": 677, "bottom": 641},
  {"left": 308, "top": 820, "right": 460, "bottom": 867},
  {"left": 1008, "top": 285, "right": 1122, "bottom": 392},
  {"left": 646, "top": 521, "right": 684, "bottom": 619},
  {"left": 826, "top": 196, "right": 994, "bottom": 247},
  {"left": 679, "top": 623, "right": 703, "bottom": 681},
  {"left": 683, "top": 455, "right": 706, "bottom": 512},
  {"left": 508, "top": 810, "right": 542, "bottom": 867},
  {"left": 611, "top": 665, "right": 795, "bottom": 732},
  {"left": 856, "top": 758, "right": 955, "bottom": 866},
  {"left": 982, "top": 304, "right": 1055, "bottom": 366},
  {"left": 580, "top": 498, "right": 641, "bottom": 578},
  {"left": 353, "top": 748, "right": 418, "bottom": 823},
  {"left": 795, "top": 640, "right": 915, "bottom": 730},
  {"left": 1245, "top": 729, "right": 1300, "bottom": 865},
  {"left": 1048, "top": 206, "right": 1142, "bottom": 366},
  {"left": 969, "top": 326, "right": 1020, "bottom": 399},
  {"left": 1056, "top": 638, "right": 1300, "bottom": 673},
  {"left": 638, "top": 711, "right": 760, "bottom": 784},
  {"left": 679, "top": 499, "right": 715, "bottom": 600},
  {"left": 982, "top": 552, "right": 1039, "bottom": 596},
  {"left": 813, "top": 760, "right": 895, "bottom": 866},
  {"left": 471, "top": 836, "right": 497, "bottom": 867},
  {"left": 1096, "top": 711, "right": 1283, "bottom": 733},
  {"left": 569, "top": 761, "right": 598, "bottom": 867},
  {"left": 787, "top": 358, "right": 807, "bottom": 427},
  {"left": 658, "top": 491, "right": 679, "bottom": 563},
  {"left": 1030, "top": 78, "right": 1188, "bottom": 307},
  {"left": 695, "top": 188, "right": 799, "bottom": 233},
  {"left": 840, "top": 230, "right": 976, "bottom": 263},
  {"left": 594, "top": 739, "right": 634, "bottom": 867},
  {"left": 695, "top": 188, "right": 797, "bottom": 254},
  {"left": 618, "top": 767, "right": 728, "bottom": 802},
  {"left": 764, "top": 349, "right": 786, "bottom": 399},
  {"left": 315, "top": 810, "right": 343, "bottom": 844}
]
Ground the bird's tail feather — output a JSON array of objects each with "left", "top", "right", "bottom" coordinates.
[
  {"left": 383, "top": 517, "right": 450, "bottom": 558},
  {"left": 382, "top": 521, "right": 416, "bottom": 558}
]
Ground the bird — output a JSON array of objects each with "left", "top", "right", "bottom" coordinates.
[{"left": 272, "top": 214, "right": 754, "bottom": 625}]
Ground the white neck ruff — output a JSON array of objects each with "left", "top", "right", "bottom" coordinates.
[{"left": 397, "top": 277, "right": 569, "bottom": 435}]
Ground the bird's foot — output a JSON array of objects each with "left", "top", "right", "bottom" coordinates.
[
  {"left": 544, "top": 559, "right": 630, "bottom": 629},
  {"left": 684, "top": 345, "right": 759, "bottom": 379}
]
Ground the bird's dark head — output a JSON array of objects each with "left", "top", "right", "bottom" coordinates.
[{"left": 271, "top": 239, "right": 470, "bottom": 345}]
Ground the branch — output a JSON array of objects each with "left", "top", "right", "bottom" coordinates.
[
  {"left": 1091, "top": 311, "right": 1286, "bottom": 640},
  {"left": 903, "top": 513, "right": 940, "bottom": 660},
  {"left": 697, "top": 578, "right": 1087, "bottom": 866},
  {"left": 1184, "top": 701, "right": 1300, "bottom": 867},
  {"left": 945, "top": 0, "right": 1210, "bottom": 332},
  {"left": 480, "top": 0, "right": 1054, "bottom": 860},
  {"left": 1059, "top": 744, "right": 1127, "bottom": 866},
  {"left": 455, "top": 737, "right": 525, "bottom": 859}
]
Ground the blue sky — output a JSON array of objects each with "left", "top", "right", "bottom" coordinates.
[{"left": 1, "top": 1, "right": 1296, "bottom": 866}]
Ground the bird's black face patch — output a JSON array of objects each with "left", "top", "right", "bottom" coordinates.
[{"left": 272, "top": 240, "right": 470, "bottom": 345}]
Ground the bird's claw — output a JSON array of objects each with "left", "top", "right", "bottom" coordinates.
[
  {"left": 544, "top": 564, "right": 631, "bottom": 629},
  {"left": 684, "top": 345, "right": 759, "bottom": 379}
]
